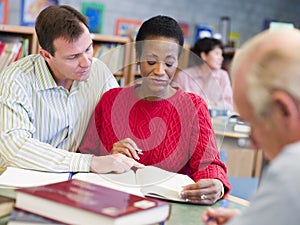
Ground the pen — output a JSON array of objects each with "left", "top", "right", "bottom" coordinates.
[
  {"left": 219, "top": 199, "right": 229, "bottom": 208},
  {"left": 68, "top": 172, "right": 74, "bottom": 180},
  {"left": 206, "top": 199, "right": 229, "bottom": 224},
  {"left": 135, "top": 148, "right": 143, "bottom": 155}
]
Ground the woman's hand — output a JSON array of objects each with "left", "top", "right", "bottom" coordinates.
[
  {"left": 180, "top": 178, "right": 224, "bottom": 204},
  {"left": 111, "top": 138, "right": 141, "bottom": 160}
]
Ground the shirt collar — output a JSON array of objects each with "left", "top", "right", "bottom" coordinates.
[{"left": 35, "top": 56, "right": 59, "bottom": 91}]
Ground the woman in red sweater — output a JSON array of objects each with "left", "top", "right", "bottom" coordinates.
[{"left": 94, "top": 15, "right": 230, "bottom": 204}]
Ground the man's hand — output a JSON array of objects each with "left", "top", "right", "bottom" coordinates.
[
  {"left": 90, "top": 154, "right": 144, "bottom": 174},
  {"left": 202, "top": 207, "right": 240, "bottom": 225}
]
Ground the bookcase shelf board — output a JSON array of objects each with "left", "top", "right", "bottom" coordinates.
[{"left": 0, "top": 24, "right": 37, "bottom": 54}]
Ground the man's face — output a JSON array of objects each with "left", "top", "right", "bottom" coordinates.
[
  {"left": 232, "top": 29, "right": 300, "bottom": 161},
  {"left": 42, "top": 24, "right": 93, "bottom": 89}
]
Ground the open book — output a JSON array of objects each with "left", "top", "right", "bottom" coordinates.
[
  {"left": 73, "top": 166, "right": 195, "bottom": 202},
  {"left": 0, "top": 166, "right": 194, "bottom": 203}
]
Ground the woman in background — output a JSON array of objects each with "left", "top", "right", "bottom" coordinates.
[
  {"left": 174, "top": 37, "right": 233, "bottom": 112},
  {"left": 94, "top": 15, "right": 230, "bottom": 204}
]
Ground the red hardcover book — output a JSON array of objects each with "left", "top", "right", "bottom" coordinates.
[{"left": 15, "top": 179, "right": 170, "bottom": 225}]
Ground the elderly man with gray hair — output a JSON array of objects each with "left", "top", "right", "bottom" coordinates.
[{"left": 202, "top": 28, "right": 300, "bottom": 225}]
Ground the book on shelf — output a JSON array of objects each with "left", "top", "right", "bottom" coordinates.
[
  {"left": 8, "top": 208, "right": 62, "bottom": 225},
  {"left": 226, "top": 114, "right": 250, "bottom": 130},
  {"left": 15, "top": 179, "right": 170, "bottom": 225},
  {"left": 93, "top": 43, "right": 125, "bottom": 74},
  {"left": 0, "top": 194, "right": 15, "bottom": 218},
  {"left": 6, "top": 42, "right": 23, "bottom": 64},
  {"left": 0, "top": 34, "right": 32, "bottom": 73},
  {"left": 212, "top": 112, "right": 251, "bottom": 136},
  {"left": 233, "top": 121, "right": 251, "bottom": 134},
  {"left": 0, "top": 35, "right": 24, "bottom": 70},
  {"left": 0, "top": 41, "right": 6, "bottom": 56},
  {"left": 209, "top": 108, "right": 231, "bottom": 117},
  {"left": 73, "top": 165, "right": 195, "bottom": 203},
  {"left": 20, "top": 38, "right": 30, "bottom": 58},
  {"left": 0, "top": 41, "right": 23, "bottom": 71}
]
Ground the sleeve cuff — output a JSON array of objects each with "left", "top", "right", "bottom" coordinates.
[
  {"left": 216, "top": 179, "right": 225, "bottom": 199},
  {"left": 220, "top": 184, "right": 225, "bottom": 199},
  {"left": 69, "top": 153, "right": 93, "bottom": 172}
]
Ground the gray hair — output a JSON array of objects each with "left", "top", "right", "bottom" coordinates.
[
  {"left": 247, "top": 48, "right": 300, "bottom": 119},
  {"left": 230, "top": 28, "right": 300, "bottom": 120}
]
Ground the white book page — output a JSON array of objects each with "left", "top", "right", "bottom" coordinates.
[
  {"left": 0, "top": 167, "right": 69, "bottom": 188},
  {"left": 140, "top": 185, "right": 183, "bottom": 202},
  {"left": 136, "top": 166, "right": 194, "bottom": 188},
  {"left": 98, "top": 169, "right": 136, "bottom": 185},
  {"left": 73, "top": 172, "right": 143, "bottom": 197},
  {"left": 73, "top": 166, "right": 195, "bottom": 201},
  {"left": 136, "top": 166, "right": 195, "bottom": 202}
]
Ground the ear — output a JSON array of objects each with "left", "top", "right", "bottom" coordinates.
[
  {"left": 200, "top": 52, "right": 206, "bottom": 61},
  {"left": 39, "top": 48, "right": 52, "bottom": 63},
  {"left": 271, "top": 91, "right": 300, "bottom": 129}
]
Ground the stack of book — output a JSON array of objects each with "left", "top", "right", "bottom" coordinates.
[
  {"left": 0, "top": 166, "right": 196, "bottom": 224},
  {"left": 8, "top": 208, "right": 62, "bottom": 225},
  {"left": 0, "top": 166, "right": 199, "bottom": 224},
  {"left": 0, "top": 195, "right": 15, "bottom": 220},
  {"left": 13, "top": 179, "right": 170, "bottom": 225}
]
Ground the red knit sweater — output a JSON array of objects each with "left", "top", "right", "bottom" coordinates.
[{"left": 91, "top": 85, "right": 230, "bottom": 194}]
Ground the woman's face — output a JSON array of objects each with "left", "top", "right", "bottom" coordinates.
[
  {"left": 138, "top": 37, "right": 179, "bottom": 97},
  {"left": 202, "top": 46, "right": 224, "bottom": 71}
]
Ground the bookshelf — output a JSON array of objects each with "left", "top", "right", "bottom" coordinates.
[
  {"left": 0, "top": 24, "right": 37, "bottom": 55},
  {"left": 91, "top": 33, "right": 132, "bottom": 86},
  {"left": 0, "top": 25, "right": 134, "bottom": 86},
  {"left": 0, "top": 24, "right": 37, "bottom": 71}
]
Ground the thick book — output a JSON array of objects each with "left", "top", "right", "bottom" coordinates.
[
  {"left": 73, "top": 166, "right": 195, "bottom": 203},
  {"left": 15, "top": 179, "right": 170, "bottom": 225},
  {"left": 0, "top": 195, "right": 15, "bottom": 218}
]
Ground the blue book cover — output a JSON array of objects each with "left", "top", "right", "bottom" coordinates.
[{"left": 9, "top": 208, "right": 63, "bottom": 224}]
